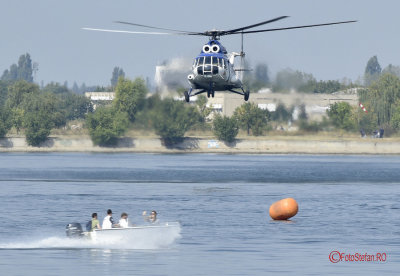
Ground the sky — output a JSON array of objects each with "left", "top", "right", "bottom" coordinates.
[{"left": 0, "top": 0, "right": 398, "bottom": 87}]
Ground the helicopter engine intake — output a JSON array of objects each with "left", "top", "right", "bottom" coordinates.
[
  {"left": 211, "top": 45, "right": 220, "bottom": 53},
  {"left": 202, "top": 45, "right": 210, "bottom": 53}
]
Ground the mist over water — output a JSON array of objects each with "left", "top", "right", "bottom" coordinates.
[
  {"left": 0, "top": 153, "right": 399, "bottom": 275},
  {"left": 0, "top": 224, "right": 181, "bottom": 250}
]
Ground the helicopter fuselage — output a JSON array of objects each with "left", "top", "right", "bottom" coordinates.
[{"left": 187, "top": 40, "right": 242, "bottom": 92}]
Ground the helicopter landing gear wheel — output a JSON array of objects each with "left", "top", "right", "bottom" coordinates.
[
  {"left": 244, "top": 90, "right": 250, "bottom": 101},
  {"left": 207, "top": 91, "right": 211, "bottom": 98},
  {"left": 184, "top": 91, "right": 190, "bottom": 102},
  {"left": 212, "top": 91, "right": 215, "bottom": 98}
]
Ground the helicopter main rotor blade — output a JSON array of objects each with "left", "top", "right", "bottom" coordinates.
[
  {"left": 222, "top": 16, "right": 289, "bottom": 35},
  {"left": 114, "top": 21, "right": 202, "bottom": 35},
  {"left": 235, "top": 20, "right": 357, "bottom": 35},
  {"left": 82, "top": 27, "right": 187, "bottom": 35}
]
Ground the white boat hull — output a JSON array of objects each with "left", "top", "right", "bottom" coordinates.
[{"left": 88, "top": 222, "right": 181, "bottom": 248}]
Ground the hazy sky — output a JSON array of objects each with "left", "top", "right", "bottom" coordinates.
[{"left": 1, "top": 0, "right": 398, "bottom": 87}]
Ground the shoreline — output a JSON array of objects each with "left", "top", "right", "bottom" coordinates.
[{"left": 1, "top": 135, "right": 400, "bottom": 154}]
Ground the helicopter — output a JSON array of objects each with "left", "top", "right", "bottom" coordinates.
[{"left": 83, "top": 16, "right": 356, "bottom": 102}]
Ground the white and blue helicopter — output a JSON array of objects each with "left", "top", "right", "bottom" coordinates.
[{"left": 83, "top": 16, "right": 356, "bottom": 102}]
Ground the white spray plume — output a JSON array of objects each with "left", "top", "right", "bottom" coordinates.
[{"left": 155, "top": 57, "right": 192, "bottom": 95}]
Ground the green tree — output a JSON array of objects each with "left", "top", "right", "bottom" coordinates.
[
  {"left": 23, "top": 110, "right": 54, "bottom": 146},
  {"left": 298, "top": 104, "right": 308, "bottom": 120},
  {"left": 271, "top": 103, "right": 292, "bottom": 122},
  {"left": 151, "top": 98, "right": 200, "bottom": 145},
  {"left": 22, "top": 93, "right": 59, "bottom": 146},
  {"left": 233, "top": 102, "right": 269, "bottom": 135},
  {"left": 213, "top": 115, "right": 239, "bottom": 143},
  {"left": 113, "top": 77, "right": 147, "bottom": 122},
  {"left": 327, "top": 102, "right": 355, "bottom": 130},
  {"left": 10, "top": 107, "right": 24, "bottom": 133},
  {"left": 72, "top": 82, "right": 80, "bottom": 93},
  {"left": 196, "top": 95, "right": 212, "bottom": 121},
  {"left": 244, "top": 63, "right": 271, "bottom": 91},
  {"left": 6, "top": 80, "right": 40, "bottom": 109},
  {"left": 17, "top": 54, "right": 33, "bottom": 82},
  {"left": 298, "top": 120, "right": 323, "bottom": 132},
  {"left": 1, "top": 64, "right": 18, "bottom": 82},
  {"left": 0, "top": 80, "right": 9, "bottom": 106},
  {"left": 57, "top": 93, "right": 93, "bottom": 120},
  {"left": 111, "top": 67, "right": 125, "bottom": 88},
  {"left": 132, "top": 94, "right": 162, "bottom": 128},
  {"left": 273, "top": 69, "right": 315, "bottom": 91},
  {"left": 357, "top": 107, "right": 378, "bottom": 134},
  {"left": 359, "top": 74, "right": 400, "bottom": 126},
  {"left": 80, "top": 83, "right": 87, "bottom": 93},
  {"left": 0, "top": 106, "right": 12, "bottom": 137},
  {"left": 86, "top": 107, "right": 129, "bottom": 146},
  {"left": 364, "top": 55, "right": 382, "bottom": 86},
  {"left": 391, "top": 103, "right": 400, "bottom": 130},
  {"left": 382, "top": 64, "right": 400, "bottom": 78},
  {"left": 6, "top": 81, "right": 40, "bottom": 132},
  {"left": 1, "top": 53, "right": 34, "bottom": 82},
  {"left": 300, "top": 79, "right": 343, "bottom": 94},
  {"left": 42, "top": 82, "right": 69, "bottom": 94},
  {"left": 254, "top": 63, "right": 269, "bottom": 85}
]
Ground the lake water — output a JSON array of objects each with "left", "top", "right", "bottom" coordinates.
[{"left": 0, "top": 153, "right": 399, "bottom": 275}]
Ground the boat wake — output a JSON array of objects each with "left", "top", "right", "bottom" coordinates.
[{"left": 0, "top": 224, "right": 181, "bottom": 250}]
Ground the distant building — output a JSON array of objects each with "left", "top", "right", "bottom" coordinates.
[
  {"left": 205, "top": 90, "right": 359, "bottom": 121},
  {"left": 84, "top": 92, "right": 115, "bottom": 109}
]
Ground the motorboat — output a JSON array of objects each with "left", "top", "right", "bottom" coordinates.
[{"left": 65, "top": 222, "right": 181, "bottom": 246}]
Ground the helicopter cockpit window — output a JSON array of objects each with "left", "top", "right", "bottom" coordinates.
[
  {"left": 197, "top": 57, "right": 205, "bottom": 75},
  {"left": 202, "top": 56, "right": 212, "bottom": 75},
  {"left": 212, "top": 57, "right": 218, "bottom": 66},
  {"left": 199, "top": 57, "right": 204, "bottom": 66},
  {"left": 196, "top": 56, "right": 220, "bottom": 75}
]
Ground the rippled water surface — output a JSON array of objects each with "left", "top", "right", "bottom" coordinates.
[{"left": 0, "top": 153, "right": 399, "bottom": 275}]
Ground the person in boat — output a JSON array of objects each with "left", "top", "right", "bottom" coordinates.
[
  {"left": 142, "top": 210, "right": 159, "bottom": 224},
  {"left": 102, "top": 209, "right": 119, "bottom": 229},
  {"left": 91, "top": 213, "right": 101, "bottom": 231},
  {"left": 119, "top": 212, "right": 129, "bottom": 228}
]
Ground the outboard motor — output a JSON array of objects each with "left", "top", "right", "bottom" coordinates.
[{"left": 66, "top": 223, "right": 84, "bottom": 238}]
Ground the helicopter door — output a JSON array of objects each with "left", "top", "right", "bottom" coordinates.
[
  {"left": 220, "top": 58, "right": 229, "bottom": 80},
  {"left": 223, "top": 59, "right": 231, "bottom": 80}
]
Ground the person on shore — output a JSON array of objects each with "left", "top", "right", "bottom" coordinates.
[
  {"left": 91, "top": 213, "right": 101, "bottom": 231},
  {"left": 142, "top": 210, "right": 159, "bottom": 224},
  {"left": 119, "top": 212, "right": 130, "bottom": 228},
  {"left": 102, "top": 209, "right": 119, "bottom": 229}
]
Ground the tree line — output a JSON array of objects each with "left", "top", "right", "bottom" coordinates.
[
  {"left": 2, "top": 52, "right": 400, "bottom": 147},
  {"left": 325, "top": 56, "right": 400, "bottom": 135},
  {"left": 243, "top": 62, "right": 357, "bottom": 94},
  {"left": 0, "top": 80, "right": 92, "bottom": 145}
]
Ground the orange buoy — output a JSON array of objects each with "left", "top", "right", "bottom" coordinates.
[{"left": 269, "top": 198, "right": 298, "bottom": 220}]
